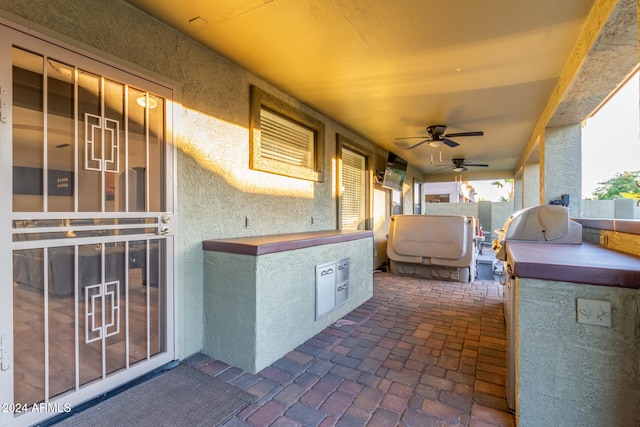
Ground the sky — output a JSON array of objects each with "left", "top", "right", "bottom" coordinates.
[
  {"left": 470, "top": 72, "right": 640, "bottom": 202},
  {"left": 581, "top": 72, "right": 639, "bottom": 198}
]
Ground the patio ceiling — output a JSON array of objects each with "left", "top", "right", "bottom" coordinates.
[{"left": 124, "top": 0, "right": 635, "bottom": 180}]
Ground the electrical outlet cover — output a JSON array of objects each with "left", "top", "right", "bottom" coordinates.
[{"left": 576, "top": 298, "right": 611, "bottom": 327}]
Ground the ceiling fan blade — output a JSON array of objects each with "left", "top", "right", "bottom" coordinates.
[
  {"left": 408, "top": 139, "right": 428, "bottom": 149},
  {"left": 444, "top": 131, "right": 484, "bottom": 138},
  {"left": 394, "top": 136, "right": 427, "bottom": 140},
  {"left": 442, "top": 137, "right": 459, "bottom": 148},
  {"left": 465, "top": 163, "right": 489, "bottom": 167}
]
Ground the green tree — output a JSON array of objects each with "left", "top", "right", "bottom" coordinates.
[
  {"left": 491, "top": 179, "right": 514, "bottom": 201},
  {"left": 592, "top": 171, "right": 640, "bottom": 200}
]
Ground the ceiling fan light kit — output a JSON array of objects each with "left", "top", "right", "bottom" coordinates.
[
  {"left": 452, "top": 158, "right": 489, "bottom": 172},
  {"left": 396, "top": 124, "right": 484, "bottom": 151}
]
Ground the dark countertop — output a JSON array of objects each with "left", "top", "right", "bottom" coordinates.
[
  {"left": 574, "top": 218, "right": 640, "bottom": 234},
  {"left": 203, "top": 230, "right": 373, "bottom": 256},
  {"left": 506, "top": 241, "right": 640, "bottom": 289}
]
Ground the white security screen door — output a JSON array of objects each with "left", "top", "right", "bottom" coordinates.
[{"left": 0, "top": 23, "right": 176, "bottom": 426}]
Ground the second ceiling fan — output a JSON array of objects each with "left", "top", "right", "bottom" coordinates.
[
  {"left": 451, "top": 158, "right": 489, "bottom": 172},
  {"left": 397, "top": 124, "right": 483, "bottom": 149}
]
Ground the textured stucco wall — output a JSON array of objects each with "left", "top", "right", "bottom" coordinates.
[
  {"left": 543, "top": 125, "right": 582, "bottom": 217},
  {"left": 614, "top": 198, "right": 639, "bottom": 219},
  {"left": 478, "top": 201, "right": 492, "bottom": 232},
  {"left": 202, "top": 251, "right": 258, "bottom": 371},
  {"left": 424, "top": 201, "right": 479, "bottom": 217},
  {"left": 203, "top": 237, "right": 373, "bottom": 372},
  {"left": 547, "top": 0, "right": 639, "bottom": 127},
  {"left": 513, "top": 177, "right": 523, "bottom": 210},
  {"left": 581, "top": 199, "right": 616, "bottom": 218},
  {"left": 491, "top": 202, "right": 516, "bottom": 235},
  {"left": 581, "top": 199, "right": 640, "bottom": 220},
  {"left": 0, "top": 0, "right": 388, "bottom": 359},
  {"left": 516, "top": 278, "right": 640, "bottom": 427},
  {"left": 420, "top": 201, "right": 515, "bottom": 238},
  {"left": 522, "top": 163, "right": 540, "bottom": 209},
  {"left": 403, "top": 165, "right": 422, "bottom": 214}
]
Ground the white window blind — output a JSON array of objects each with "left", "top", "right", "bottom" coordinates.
[
  {"left": 341, "top": 148, "right": 366, "bottom": 230},
  {"left": 414, "top": 181, "right": 422, "bottom": 214},
  {"left": 260, "top": 109, "right": 314, "bottom": 169}
]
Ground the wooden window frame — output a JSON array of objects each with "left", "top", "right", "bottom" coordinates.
[
  {"left": 336, "top": 134, "right": 372, "bottom": 230},
  {"left": 249, "top": 85, "right": 325, "bottom": 181}
]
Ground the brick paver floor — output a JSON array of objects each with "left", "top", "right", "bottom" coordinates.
[{"left": 185, "top": 272, "right": 515, "bottom": 427}]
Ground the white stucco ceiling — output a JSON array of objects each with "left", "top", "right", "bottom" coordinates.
[{"left": 125, "top": 0, "right": 613, "bottom": 178}]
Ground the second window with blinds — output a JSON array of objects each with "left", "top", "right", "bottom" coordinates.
[{"left": 340, "top": 147, "right": 367, "bottom": 230}]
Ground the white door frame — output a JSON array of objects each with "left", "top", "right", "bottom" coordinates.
[
  {"left": 0, "top": 19, "right": 178, "bottom": 427},
  {"left": 0, "top": 20, "right": 14, "bottom": 427}
]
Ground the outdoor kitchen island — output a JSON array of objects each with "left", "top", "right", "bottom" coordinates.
[
  {"left": 202, "top": 230, "right": 373, "bottom": 373},
  {"left": 505, "top": 241, "right": 640, "bottom": 427}
]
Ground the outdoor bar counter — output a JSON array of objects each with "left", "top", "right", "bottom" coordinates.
[
  {"left": 202, "top": 230, "right": 373, "bottom": 373},
  {"left": 506, "top": 241, "right": 640, "bottom": 288},
  {"left": 203, "top": 229, "right": 373, "bottom": 256},
  {"left": 504, "top": 241, "right": 640, "bottom": 427}
]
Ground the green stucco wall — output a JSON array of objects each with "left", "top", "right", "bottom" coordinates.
[
  {"left": 203, "top": 237, "right": 373, "bottom": 373},
  {"left": 515, "top": 278, "right": 640, "bottom": 426}
]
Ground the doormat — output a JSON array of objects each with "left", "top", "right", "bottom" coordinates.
[{"left": 55, "top": 364, "right": 254, "bottom": 427}]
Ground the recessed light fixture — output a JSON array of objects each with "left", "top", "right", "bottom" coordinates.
[{"left": 136, "top": 95, "right": 158, "bottom": 109}]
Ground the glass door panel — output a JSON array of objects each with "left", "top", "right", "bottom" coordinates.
[
  {"left": 12, "top": 248, "right": 45, "bottom": 405},
  {"left": 12, "top": 48, "right": 45, "bottom": 213},
  {"left": 148, "top": 96, "right": 165, "bottom": 213},
  {"left": 127, "top": 239, "right": 166, "bottom": 364},
  {"left": 47, "top": 59, "right": 75, "bottom": 213},
  {"left": 127, "top": 87, "right": 148, "bottom": 213},
  {"left": 47, "top": 246, "right": 76, "bottom": 398},
  {"left": 103, "top": 80, "right": 124, "bottom": 213}
]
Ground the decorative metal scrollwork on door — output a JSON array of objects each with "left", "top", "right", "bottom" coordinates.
[
  {"left": 85, "top": 113, "right": 120, "bottom": 173},
  {"left": 85, "top": 281, "right": 120, "bottom": 344}
]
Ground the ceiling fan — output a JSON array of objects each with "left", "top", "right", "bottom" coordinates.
[
  {"left": 396, "top": 125, "right": 483, "bottom": 149},
  {"left": 451, "top": 158, "right": 489, "bottom": 172}
]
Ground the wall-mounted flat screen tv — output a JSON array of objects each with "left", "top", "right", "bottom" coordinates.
[{"left": 382, "top": 151, "right": 407, "bottom": 192}]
